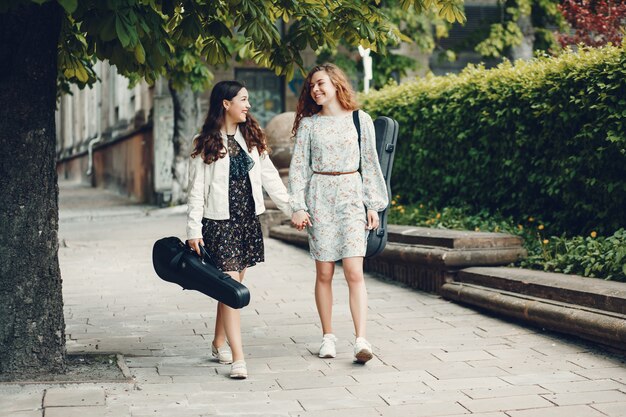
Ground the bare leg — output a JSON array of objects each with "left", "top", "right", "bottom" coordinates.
[
  {"left": 219, "top": 269, "right": 246, "bottom": 362},
  {"left": 213, "top": 302, "right": 227, "bottom": 348},
  {"left": 342, "top": 257, "right": 367, "bottom": 338},
  {"left": 315, "top": 260, "right": 335, "bottom": 335}
]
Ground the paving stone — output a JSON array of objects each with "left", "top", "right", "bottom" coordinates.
[
  {"left": 244, "top": 344, "right": 304, "bottom": 359},
  {"left": 507, "top": 404, "right": 607, "bottom": 417},
  {"left": 0, "top": 390, "right": 43, "bottom": 413},
  {"left": 288, "top": 408, "right": 382, "bottom": 417},
  {"left": 130, "top": 367, "right": 174, "bottom": 383},
  {"left": 321, "top": 357, "right": 389, "bottom": 372},
  {"left": 539, "top": 379, "right": 625, "bottom": 393},
  {"left": 348, "top": 382, "right": 468, "bottom": 406},
  {"left": 156, "top": 366, "right": 215, "bottom": 376},
  {"left": 501, "top": 371, "right": 588, "bottom": 385},
  {"left": 432, "top": 350, "right": 497, "bottom": 362},
  {"left": 187, "top": 390, "right": 269, "bottom": 405},
  {"left": 211, "top": 399, "right": 303, "bottom": 414},
  {"left": 591, "top": 402, "right": 626, "bottom": 417},
  {"left": 530, "top": 343, "right": 594, "bottom": 356},
  {"left": 44, "top": 406, "right": 110, "bottom": 417},
  {"left": 466, "top": 357, "right": 587, "bottom": 373},
  {"left": 462, "top": 385, "right": 551, "bottom": 399},
  {"left": 277, "top": 373, "right": 358, "bottom": 390},
  {"left": 543, "top": 389, "right": 626, "bottom": 406},
  {"left": 385, "top": 317, "right": 453, "bottom": 331},
  {"left": 484, "top": 347, "right": 549, "bottom": 360},
  {"left": 0, "top": 411, "right": 42, "bottom": 417},
  {"left": 43, "top": 387, "right": 105, "bottom": 407},
  {"left": 562, "top": 352, "right": 625, "bottom": 369},
  {"left": 198, "top": 378, "right": 282, "bottom": 392},
  {"left": 424, "top": 362, "right": 511, "bottom": 379},
  {"left": 124, "top": 357, "right": 166, "bottom": 367},
  {"left": 298, "top": 392, "right": 386, "bottom": 411},
  {"left": 350, "top": 369, "right": 437, "bottom": 384},
  {"left": 441, "top": 413, "right": 509, "bottom": 417},
  {"left": 425, "top": 376, "right": 511, "bottom": 391},
  {"left": 376, "top": 360, "right": 444, "bottom": 375},
  {"left": 376, "top": 400, "right": 468, "bottom": 416},
  {"left": 129, "top": 405, "right": 211, "bottom": 417},
  {"left": 459, "top": 394, "right": 555, "bottom": 413},
  {"left": 574, "top": 367, "right": 626, "bottom": 383}
]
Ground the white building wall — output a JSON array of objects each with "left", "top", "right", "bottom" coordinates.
[{"left": 55, "top": 60, "right": 152, "bottom": 160}]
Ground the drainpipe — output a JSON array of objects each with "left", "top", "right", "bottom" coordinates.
[
  {"left": 86, "top": 135, "right": 101, "bottom": 176},
  {"left": 86, "top": 81, "right": 102, "bottom": 176}
]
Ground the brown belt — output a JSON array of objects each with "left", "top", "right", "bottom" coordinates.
[{"left": 313, "top": 170, "right": 358, "bottom": 176}]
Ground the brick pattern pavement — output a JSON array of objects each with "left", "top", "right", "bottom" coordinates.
[{"left": 1, "top": 184, "right": 624, "bottom": 417}]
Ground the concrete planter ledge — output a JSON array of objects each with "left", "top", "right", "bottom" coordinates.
[
  {"left": 440, "top": 281, "right": 626, "bottom": 351},
  {"left": 441, "top": 267, "right": 626, "bottom": 351},
  {"left": 385, "top": 224, "right": 523, "bottom": 249},
  {"left": 454, "top": 267, "right": 626, "bottom": 315}
]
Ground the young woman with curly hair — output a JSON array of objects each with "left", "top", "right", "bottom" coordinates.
[{"left": 288, "top": 64, "right": 388, "bottom": 364}]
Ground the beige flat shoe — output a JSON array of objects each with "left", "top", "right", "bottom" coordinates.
[
  {"left": 212, "top": 341, "right": 233, "bottom": 364},
  {"left": 229, "top": 360, "right": 248, "bottom": 379}
]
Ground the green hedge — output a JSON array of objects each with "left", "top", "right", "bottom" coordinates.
[{"left": 361, "top": 47, "right": 626, "bottom": 235}]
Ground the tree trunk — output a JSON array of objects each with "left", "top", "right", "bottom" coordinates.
[
  {"left": 511, "top": 14, "right": 535, "bottom": 61},
  {"left": 0, "top": 3, "right": 66, "bottom": 376},
  {"left": 168, "top": 81, "right": 200, "bottom": 205}
]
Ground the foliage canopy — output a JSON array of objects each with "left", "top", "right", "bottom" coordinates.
[{"left": 1, "top": 0, "right": 466, "bottom": 94}]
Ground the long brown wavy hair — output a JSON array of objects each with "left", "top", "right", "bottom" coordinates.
[
  {"left": 191, "top": 80, "right": 268, "bottom": 164},
  {"left": 292, "top": 63, "right": 359, "bottom": 137}
]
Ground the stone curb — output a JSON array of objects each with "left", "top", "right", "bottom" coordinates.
[
  {"left": 457, "top": 267, "right": 626, "bottom": 315},
  {"left": 440, "top": 282, "right": 626, "bottom": 351}
]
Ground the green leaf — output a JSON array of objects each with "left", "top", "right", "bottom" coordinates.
[
  {"left": 115, "top": 15, "right": 131, "bottom": 48},
  {"left": 134, "top": 42, "right": 145, "bottom": 64},
  {"left": 56, "top": 0, "right": 77, "bottom": 13}
]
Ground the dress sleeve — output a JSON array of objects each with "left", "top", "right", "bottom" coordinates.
[
  {"left": 288, "top": 118, "right": 313, "bottom": 212},
  {"left": 359, "top": 110, "right": 389, "bottom": 212},
  {"left": 186, "top": 153, "right": 205, "bottom": 240}
]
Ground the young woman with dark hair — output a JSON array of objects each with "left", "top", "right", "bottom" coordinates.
[
  {"left": 187, "top": 80, "right": 291, "bottom": 379},
  {"left": 288, "top": 64, "right": 388, "bottom": 364}
]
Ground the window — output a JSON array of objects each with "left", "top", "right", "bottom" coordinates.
[{"left": 235, "top": 69, "right": 285, "bottom": 127}]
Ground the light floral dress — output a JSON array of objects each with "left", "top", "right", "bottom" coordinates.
[{"left": 288, "top": 110, "right": 389, "bottom": 261}]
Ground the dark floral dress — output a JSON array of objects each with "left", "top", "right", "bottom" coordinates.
[{"left": 201, "top": 135, "right": 264, "bottom": 272}]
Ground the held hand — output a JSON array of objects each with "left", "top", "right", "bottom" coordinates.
[
  {"left": 188, "top": 238, "right": 204, "bottom": 256},
  {"left": 366, "top": 209, "right": 379, "bottom": 230},
  {"left": 291, "top": 210, "right": 312, "bottom": 231}
]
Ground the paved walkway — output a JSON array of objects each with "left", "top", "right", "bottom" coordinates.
[{"left": 1, "top": 181, "right": 625, "bottom": 417}]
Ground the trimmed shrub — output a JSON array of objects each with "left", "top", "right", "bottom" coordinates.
[{"left": 362, "top": 46, "right": 626, "bottom": 235}]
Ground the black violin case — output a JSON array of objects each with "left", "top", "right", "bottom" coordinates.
[{"left": 152, "top": 236, "right": 250, "bottom": 309}]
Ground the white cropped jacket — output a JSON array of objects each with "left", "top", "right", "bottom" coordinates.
[{"left": 186, "top": 128, "right": 291, "bottom": 240}]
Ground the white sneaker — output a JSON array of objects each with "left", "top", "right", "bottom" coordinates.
[
  {"left": 229, "top": 360, "right": 248, "bottom": 379},
  {"left": 212, "top": 341, "right": 233, "bottom": 364},
  {"left": 354, "top": 337, "right": 373, "bottom": 364},
  {"left": 318, "top": 334, "right": 337, "bottom": 358}
]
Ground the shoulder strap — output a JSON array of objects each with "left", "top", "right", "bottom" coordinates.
[{"left": 352, "top": 110, "right": 361, "bottom": 172}]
